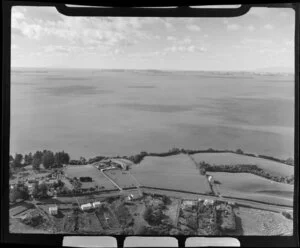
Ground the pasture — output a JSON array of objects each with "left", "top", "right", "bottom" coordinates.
[
  {"left": 210, "top": 172, "right": 294, "bottom": 206},
  {"left": 64, "top": 165, "right": 116, "bottom": 190},
  {"left": 104, "top": 169, "right": 138, "bottom": 189},
  {"left": 130, "top": 154, "right": 210, "bottom": 194},
  {"left": 191, "top": 152, "right": 293, "bottom": 177}
]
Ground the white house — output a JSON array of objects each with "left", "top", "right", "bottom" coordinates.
[
  {"left": 207, "top": 175, "right": 213, "bottom": 183},
  {"left": 49, "top": 206, "right": 58, "bottom": 215},
  {"left": 92, "top": 201, "right": 101, "bottom": 208},
  {"left": 80, "top": 203, "right": 92, "bottom": 211},
  {"left": 203, "top": 199, "right": 214, "bottom": 206}
]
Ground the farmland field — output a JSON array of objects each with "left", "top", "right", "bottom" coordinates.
[
  {"left": 210, "top": 172, "right": 293, "bottom": 206},
  {"left": 235, "top": 207, "right": 293, "bottom": 235},
  {"left": 191, "top": 152, "right": 293, "bottom": 177},
  {"left": 64, "top": 165, "right": 116, "bottom": 190},
  {"left": 104, "top": 169, "right": 138, "bottom": 189},
  {"left": 131, "top": 154, "right": 210, "bottom": 194}
]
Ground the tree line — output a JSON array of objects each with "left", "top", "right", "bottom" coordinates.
[
  {"left": 198, "top": 161, "right": 294, "bottom": 185},
  {"left": 10, "top": 150, "right": 70, "bottom": 171}
]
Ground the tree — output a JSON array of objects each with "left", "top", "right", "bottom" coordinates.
[
  {"left": 162, "top": 195, "right": 171, "bottom": 205},
  {"left": 42, "top": 151, "right": 55, "bottom": 169},
  {"left": 32, "top": 182, "right": 49, "bottom": 199},
  {"left": 32, "top": 157, "right": 41, "bottom": 171},
  {"left": 24, "top": 152, "right": 33, "bottom": 165},
  {"left": 32, "top": 151, "right": 43, "bottom": 170},
  {"left": 61, "top": 151, "right": 70, "bottom": 164},
  {"left": 236, "top": 149, "right": 244, "bottom": 154},
  {"left": 10, "top": 183, "right": 29, "bottom": 202},
  {"left": 13, "top": 153, "right": 23, "bottom": 167},
  {"left": 54, "top": 152, "right": 63, "bottom": 167},
  {"left": 80, "top": 156, "right": 86, "bottom": 165}
]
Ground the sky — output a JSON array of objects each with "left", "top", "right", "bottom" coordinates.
[{"left": 11, "top": 6, "right": 295, "bottom": 72}]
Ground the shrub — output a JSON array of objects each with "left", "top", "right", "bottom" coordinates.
[
  {"left": 282, "top": 211, "right": 293, "bottom": 220},
  {"left": 236, "top": 149, "right": 244, "bottom": 154}
]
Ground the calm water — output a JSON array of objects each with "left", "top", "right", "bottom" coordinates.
[{"left": 10, "top": 68, "right": 294, "bottom": 159}]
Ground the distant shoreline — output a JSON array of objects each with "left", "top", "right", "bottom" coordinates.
[{"left": 11, "top": 67, "right": 294, "bottom": 75}]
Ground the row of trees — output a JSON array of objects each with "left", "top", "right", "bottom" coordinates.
[
  {"left": 199, "top": 161, "right": 294, "bottom": 185},
  {"left": 10, "top": 150, "right": 70, "bottom": 171}
]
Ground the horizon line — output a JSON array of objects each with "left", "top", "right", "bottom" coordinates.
[{"left": 11, "top": 66, "right": 294, "bottom": 74}]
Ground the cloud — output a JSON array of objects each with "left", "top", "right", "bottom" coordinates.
[
  {"left": 247, "top": 25, "right": 255, "bottom": 32},
  {"left": 264, "top": 24, "right": 274, "bottom": 30},
  {"left": 241, "top": 38, "right": 273, "bottom": 46},
  {"left": 11, "top": 10, "right": 154, "bottom": 54},
  {"left": 227, "top": 24, "right": 241, "bottom": 31},
  {"left": 167, "top": 36, "right": 176, "bottom": 41},
  {"left": 44, "top": 45, "right": 74, "bottom": 54},
  {"left": 164, "top": 45, "right": 206, "bottom": 53},
  {"left": 187, "top": 24, "right": 201, "bottom": 32},
  {"left": 285, "top": 40, "right": 293, "bottom": 47}
]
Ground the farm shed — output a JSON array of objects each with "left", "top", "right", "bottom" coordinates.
[
  {"left": 92, "top": 201, "right": 101, "bottom": 208},
  {"left": 49, "top": 206, "right": 58, "bottom": 215},
  {"left": 80, "top": 203, "right": 92, "bottom": 211}
]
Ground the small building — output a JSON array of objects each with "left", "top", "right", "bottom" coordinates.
[
  {"left": 207, "top": 175, "right": 213, "bottom": 183},
  {"left": 92, "top": 201, "right": 101, "bottom": 208},
  {"left": 203, "top": 199, "right": 215, "bottom": 206},
  {"left": 182, "top": 200, "right": 196, "bottom": 208},
  {"left": 127, "top": 194, "right": 133, "bottom": 201},
  {"left": 49, "top": 206, "right": 58, "bottom": 215},
  {"left": 80, "top": 203, "right": 92, "bottom": 211}
]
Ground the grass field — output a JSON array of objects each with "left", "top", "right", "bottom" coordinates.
[
  {"left": 64, "top": 165, "right": 116, "bottom": 190},
  {"left": 104, "top": 169, "right": 138, "bottom": 189},
  {"left": 131, "top": 154, "right": 210, "bottom": 194},
  {"left": 210, "top": 172, "right": 293, "bottom": 206},
  {"left": 235, "top": 207, "right": 293, "bottom": 235},
  {"left": 131, "top": 154, "right": 293, "bottom": 207},
  {"left": 191, "top": 152, "right": 293, "bottom": 177}
]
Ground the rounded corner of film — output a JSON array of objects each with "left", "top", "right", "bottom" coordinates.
[{"left": 9, "top": 5, "right": 295, "bottom": 237}]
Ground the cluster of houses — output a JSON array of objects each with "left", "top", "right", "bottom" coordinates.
[
  {"left": 48, "top": 201, "right": 102, "bottom": 215},
  {"left": 80, "top": 201, "right": 102, "bottom": 211}
]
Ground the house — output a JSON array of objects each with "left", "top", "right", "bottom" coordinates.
[
  {"left": 80, "top": 203, "right": 92, "bottom": 211},
  {"left": 49, "top": 206, "right": 58, "bottom": 215},
  {"left": 203, "top": 199, "right": 214, "bottom": 206},
  {"left": 182, "top": 200, "right": 196, "bottom": 208},
  {"left": 207, "top": 175, "right": 213, "bottom": 183},
  {"left": 92, "top": 201, "right": 101, "bottom": 208}
]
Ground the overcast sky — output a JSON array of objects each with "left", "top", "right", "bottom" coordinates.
[{"left": 11, "top": 6, "right": 294, "bottom": 71}]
